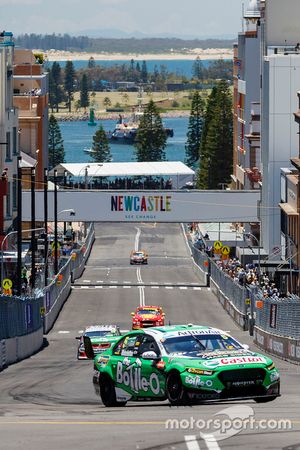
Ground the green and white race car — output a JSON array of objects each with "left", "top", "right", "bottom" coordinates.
[{"left": 83, "top": 324, "right": 280, "bottom": 406}]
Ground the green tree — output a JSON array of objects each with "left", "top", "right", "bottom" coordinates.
[
  {"left": 80, "top": 73, "right": 89, "bottom": 109},
  {"left": 48, "top": 114, "right": 65, "bottom": 170},
  {"left": 49, "top": 62, "right": 64, "bottom": 112},
  {"left": 64, "top": 60, "right": 76, "bottom": 112},
  {"left": 91, "top": 124, "right": 112, "bottom": 163},
  {"left": 141, "top": 60, "right": 148, "bottom": 83},
  {"left": 88, "top": 57, "right": 96, "bottom": 69},
  {"left": 103, "top": 96, "right": 112, "bottom": 108},
  {"left": 192, "top": 56, "right": 206, "bottom": 81},
  {"left": 134, "top": 99, "right": 167, "bottom": 161},
  {"left": 185, "top": 91, "right": 205, "bottom": 168},
  {"left": 197, "top": 81, "right": 233, "bottom": 189}
]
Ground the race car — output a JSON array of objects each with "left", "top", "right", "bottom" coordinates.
[
  {"left": 76, "top": 325, "right": 121, "bottom": 360},
  {"left": 84, "top": 324, "right": 280, "bottom": 406},
  {"left": 131, "top": 305, "right": 165, "bottom": 329},
  {"left": 130, "top": 250, "right": 148, "bottom": 265}
]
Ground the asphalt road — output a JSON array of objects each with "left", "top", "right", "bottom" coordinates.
[{"left": 0, "top": 223, "right": 299, "bottom": 450}]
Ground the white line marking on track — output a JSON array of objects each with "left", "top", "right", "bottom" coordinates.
[
  {"left": 96, "top": 280, "right": 103, "bottom": 283},
  {"left": 184, "top": 435, "right": 200, "bottom": 450},
  {"left": 123, "top": 286, "right": 131, "bottom": 289},
  {"left": 82, "top": 280, "right": 91, "bottom": 283},
  {"left": 109, "top": 286, "right": 117, "bottom": 289},
  {"left": 165, "top": 286, "right": 173, "bottom": 289},
  {"left": 193, "top": 287, "right": 202, "bottom": 290},
  {"left": 200, "top": 433, "right": 221, "bottom": 450},
  {"left": 151, "top": 286, "right": 159, "bottom": 289},
  {"left": 58, "top": 331, "right": 70, "bottom": 334},
  {"left": 179, "top": 287, "right": 188, "bottom": 290},
  {"left": 207, "top": 288, "right": 211, "bottom": 291},
  {"left": 124, "top": 281, "right": 131, "bottom": 284},
  {"left": 81, "top": 286, "right": 90, "bottom": 289},
  {"left": 95, "top": 286, "right": 103, "bottom": 289}
]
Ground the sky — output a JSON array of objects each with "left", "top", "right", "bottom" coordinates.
[{"left": 0, "top": 0, "right": 245, "bottom": 39}]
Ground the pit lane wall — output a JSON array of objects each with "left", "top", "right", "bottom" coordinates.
[{"left": 0, "top": 224, "right": 95, "bottom": 369}]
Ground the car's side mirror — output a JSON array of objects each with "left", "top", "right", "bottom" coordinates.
[
  {"left": 83, "top": 336, "right": 95, "bottom": 359},
  {"left": 242, "top": 344, "right": 250, "bottom": 351},
  {"left": 141, "top": 351, "right": 160, "bottom": 360},
  {"left": 75, "top": 336, "right": 80, "bottom": 340},
  {"left": 131, "top": 312, "right": 135, "bottom": 316}
]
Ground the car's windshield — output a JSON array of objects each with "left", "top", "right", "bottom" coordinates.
[
  {"left": 162, "top": 334, "right": 243, "bottom": 356},
  {"left": 134, "top": 252, "right": 144, "bottom": 257},
  {"left": 85, "top": 330, "right": 115, "bottom": 337},
  {"left": 136, "top": 309, "right": 159, "bottom": 315}
]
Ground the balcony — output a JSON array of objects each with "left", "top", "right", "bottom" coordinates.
[{"left": 236, "top": 164, "right": 245, "bottom": 185}]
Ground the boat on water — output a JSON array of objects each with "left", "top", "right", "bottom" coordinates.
[{"left": 107, "top": 89, "right": 174, "bottom": 144}]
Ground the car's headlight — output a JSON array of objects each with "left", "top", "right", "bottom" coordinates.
[
  {"left": 266, "top": 363, "right": 275, "bottom": 370},
  {"left": 186, "top": 368, "right": 214, "bottom": 376}
]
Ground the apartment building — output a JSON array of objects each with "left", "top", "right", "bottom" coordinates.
[
  {"left": 13, "top": 49, "right": 49, "bottom": 189},
  {"left": 0, "top": 32, "right": 19, "bottom": 244}
]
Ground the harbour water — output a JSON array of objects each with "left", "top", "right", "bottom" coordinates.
[
  {"left": 60, "top": 116, "right": 189, "bottom": 164},
  {"left": 49, "top": 59, "right": 231, "bottom": 79}
]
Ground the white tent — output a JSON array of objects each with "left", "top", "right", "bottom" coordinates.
[{"left": 51, "top": 161, "right": 195, "bottom": 189}]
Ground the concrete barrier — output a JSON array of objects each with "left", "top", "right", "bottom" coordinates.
[
  {"left": 43, "top": 274, "right": 71, "bottom": 334},
  {"left": 3, "top": 327, "right": 43, "bottom": 367},
  {"left": 211, "top": 279, "right": 247, "bottom": 330},
  {"left": 254, "top": 326, "right": 300, "bottom": 364}
]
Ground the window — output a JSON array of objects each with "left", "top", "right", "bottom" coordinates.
[
  {"left": 12, "top": 175, "right": 17, "bottom": 210},
  {"left": 12, "top": 127, "right": 17, "bottom": 155},
  {"left": 138, "top": 335, "right": 160, "bottom": 356},
  {"left": 6, "top": 181, "right": 11, "bottom": 217},
  {"left": 113, "top": 334, "right": 142, "bottom": 357},
  {"left": 5, "top": 131, "right": 11, "bottom": 160}
]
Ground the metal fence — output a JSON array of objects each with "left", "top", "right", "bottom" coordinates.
[
  {"left": 255, "top": 296, "right": 300, "bottom": 338},
  {"left": 0, "top": 223, "right": 95, "bottom": 340},
  {"left": 210, "top": 260, "right": 248, "bottom": 315},
  {"left": 0, "top": 295, "right": 43, "bottom": 340}
]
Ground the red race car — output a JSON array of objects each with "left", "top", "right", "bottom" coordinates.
[{"left": 131, "top": 305, "right": 165, "bottom": 330}]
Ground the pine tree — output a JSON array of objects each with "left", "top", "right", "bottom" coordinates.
[
  {"left": 141, "top": 60, "right": 148, "bottom": 83},
  {"left": 197, "top": 81, "right": 233, "bottom": 189},
  {"left": 185, "top": 91, "right": 205, "bottom": 168},
  {"left": 50, "top": 62, "right": 64, "bottom": 112},
  {"left": 80, "top": 73, "right": 89, "bottom": 109},
  {"left": 48, "top": 114, "right": 65, "bottom": 170},
  {"left": 91, "top": 124, "right": 112, "bottom": 163},
  {"left": 192, "top": 56, "right": 206, "bottom": 81},
  {"left": 134, "top": 100, "right": 167, "bottom": 162},
  {"left": 64, "top": 60, "right": 76, "bottom": 112}
]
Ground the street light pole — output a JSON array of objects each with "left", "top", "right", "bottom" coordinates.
[
  {"left": 63, "top": 169, "right": 67, "bottom": 235},
  {"left": 54, "top": 169, "right": 58, "bottom": 275},
  {"left": 244, "top": 232, "right": 261, "bottom": 283},
  {"left": 44, "top": 168, "right": 48, "bottom": 286},
  {"left": 31, "top": 166, "right": 36, "bottom": 289},
  {"left": 17, "top": 155, "right": 22, "bottom": 296}
]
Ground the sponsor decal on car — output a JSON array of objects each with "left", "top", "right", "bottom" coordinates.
[
  {"left": 116, "top": 361, "right": 160, "bottom": 395},
  {"left": 203, "top": 356, "right": 267, "bottom": 368}
]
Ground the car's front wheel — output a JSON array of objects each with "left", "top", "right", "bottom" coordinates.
[
  {"left": 99, "top": 374, "right": 127, "bottom": 407},
  {"left": 166, "top": 371, "right": 189, "bottom": 406}
]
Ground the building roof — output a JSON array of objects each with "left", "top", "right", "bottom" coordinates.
[
  {"left": 51, "top": 161, "right": 195, "bottom": 178},
  {"left": 20, "top": 151, "right": 37, "bottom": 168}
]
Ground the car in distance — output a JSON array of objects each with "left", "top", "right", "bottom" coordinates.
[
  {"left": 131, "top": 305, "right": 165, "bottom": 329},
  {"left": 130, "top": 250, "right": 148, "bottom": 265},
  {"left": 83, "top": 324, "right": 280, "bottom": 406},
  {"left": 76, "top": 325, "right": 121, "bottom": 360}
]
